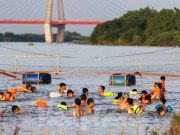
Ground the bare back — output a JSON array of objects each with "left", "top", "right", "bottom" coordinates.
[{"left": 73, "top": 106, "right": 85, "bottom": 117}]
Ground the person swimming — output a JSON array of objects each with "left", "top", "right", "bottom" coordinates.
[
  {"left": 82, "top": 88, "right": 89, "bottom": 96},
  {"left": 119, "top": 93, "right": 129, "bottom": 110},
  {"left": 58, "top": 83, "right": 67, "bottom": 93},
  {"left": 73, "top": 98, "right": 85, "bottom": 117},
  {"left": 152, "top": 83, "right": 165, "bottom": 99},
  {"left": 67, "top": 90, "right": 74, "bottom": 98},
  {"left": 155, "top": 98, "right": 167, "bottom": 112},
  {"left": 12, "top": 106, "right": 25, "bottom": 114},
  {"left": 80, "top": 94, "right": 87, "bottom": 107},
  {"left": 98, "top": 85, "right": 114, "bottom": 97},
  {"left": 86, "top": 98, "right": 94, "bottom": 114},
  {"left": 57, "top": 101, "right": 68, "bottom": 110},
  {"left": 126, "top": 98, "right": 144, "bottom": 114}
]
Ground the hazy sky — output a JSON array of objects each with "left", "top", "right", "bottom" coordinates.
[{"left": 0, "top": 0, "right": 180, "bottom": 36}]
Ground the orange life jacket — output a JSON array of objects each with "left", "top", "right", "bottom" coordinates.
[
  {"left": 150, "top": 86, "right": 157, "bottom": 94},
  {"left": 8, "top": 88, "right": 16, "bottom": 95},
  {"left": 156, "top": 81, "right": 165, "bottom": 91},
  {"left": 142, "top": 98, "right": 154, "bottom": 104},
  {"left": 17, "top": 86, "right": 27, "bottom": 92},
  {"left": 58, "top": 87, "right": 65, "bottom": 93},
  {"left": 35, "top": 99, "right": 48, "bottom": 108}
]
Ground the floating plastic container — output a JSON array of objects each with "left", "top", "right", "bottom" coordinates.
[
  {"left": 22, "top": 73, "right": 51, "bottom": 84},
  {"left": 109, "top": 74, "right": 136, "bottom": 86}
]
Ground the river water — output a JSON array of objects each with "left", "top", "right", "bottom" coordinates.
[{"left": 0, "top": 42, "right": 180, "bottom": 135}]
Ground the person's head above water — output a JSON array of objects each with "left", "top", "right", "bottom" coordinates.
[
  {"left": 157, "top": 107, "right": 165, "bottom": 116},
  {"left": 31, "top": 87, "right": 37, "bottom": 93},
  {"left": 61, "top": 101, "right": 67, "bottom": 106},
  {"left": 75, "top": 98, "right": 81, "bottom": 106},
  {"left": 160, "top": 76, "right": 165, "bottom": 81},
  {"left": 67, "top": 90, "right": 74, "bottom": 98},
  {"left": 12, "top": 105, "right": 25, "bottom": 114},
  {"left": 122, "top": 93, "right": 129, "bottom": 100},
  {"left": 87, "top": 98, "right": 94, "bottom": 107},
  {"left": 99, "top": 85, "right": 105, "bottom": 93},
  {"left": 159, "top": 98, "right": 166, "bottom": 105},
  {"left": 0, "top": 93, "right": 4, "bottom": 100},
  {"left": 141, "top": 90, "right": 147, "bottom": 95},
  {"left": 80, "top": 94, "right": 87, "bottom": 101},
  {"left": 118, "top": 92, "right": 122, "bottom": 98},
  {"left": 60, "top": 83, "right": 66, "bottom": 89},
  {"left": 6, "top": 92, "right": 12, "bottom": 100},
  {"left": 26, "top": 84, "right": 32, "bottom": 90},
  {"left": 82, "top": 88, "right": 88, "bottom": 96},
  {"left": 156, "top": 83, "right": 162, "bottom": 90},
  {"left": 126, "top": 98, "right": 133, "bottom": 105}
]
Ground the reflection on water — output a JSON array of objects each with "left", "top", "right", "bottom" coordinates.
[{"left": 0, "top": 43, "right": 180, "bottom": 135}]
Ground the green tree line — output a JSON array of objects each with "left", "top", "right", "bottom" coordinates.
[
  {"left": 0, "top": 31, "right": 89, "bottom": 42},
  {"left": 90, "top": 7, "right": 180, "bottom": 46}
]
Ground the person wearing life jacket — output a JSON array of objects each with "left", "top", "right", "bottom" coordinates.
[
  {"left": 98, "top": 85, "right": 114, "bottom": 97},
  {"left": 156, "top": 76, "right": 166, "bottom": 91},
  {"left": 126, "top": 98, "right": 144, "bottom": 114},
  {"left": 113, "top": 92, "right": 122, "bottom": 105},
  {"left": 17, "top": 84, "right": 32, "bottom": 93},
  {"left": 152, "top": 83, "right": 165, "bottom": 100},
  {"left": 0, "top": 93, "right": 5, "bottom": 101},
  {"left": 141, "top": 94, "right": 154, "bottom": 104},
  {"left": 4, "top": 92, "right": 14, "bottom": 101},
  {"left": 150, "top": 83, "right": 158, "bottom": 95},
  {"left": 137, "top": 90, "right": 148, "bottom": 103},
  {"left": 57, "top": 102, "right": 68, "bottom": 110},
  {"left": 58, "top": 83, "right": 67, "bottom": 93}
]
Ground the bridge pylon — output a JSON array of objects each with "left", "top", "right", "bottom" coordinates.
[
  {"left": 44, "top": 0, "right": 53, "bottom": 43},
  {"left": 55, "top": 0, "right": 65, "bottom": 43}
]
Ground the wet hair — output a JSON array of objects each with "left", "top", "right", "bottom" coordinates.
[
  {"left": 60, "top": 83, "right": 66, "bottom": 87},
  {"left": 115, "top": 96, "right": 120, "bottom": 99},
  {"left": 145, "top": 95, "right": 151, "bottom": 102},
  {"left": 0, "top": 93, "right": 3, "bottom": 97},
  {"left": 127, "top": 98, "right": 133, "bottom": 105},
  {"left": 141, "top": 90, "right": 147, "bottom": 95},
  {"left": 157, "top": 107, "right": 164, "bottom": 115},
  {"left": 75, "top": 98, "right": 81, "bottom": 105},
  {"left": 12, "top": 105, "right": 19, "bottom": 113},
  {"left": 122, "top": 93, "right": 129, "bottom": 99},
  {"left": 157, "top": 83, "right": 162, "bottom": 89},
  {"left": 100, "top": 85, "right": 105, "bottom": 91},
  {"left": 7, "top": 92, "right": 12, "bottom": 96},
  {"left": 31, "top": 87, "right": 37, "bottom": 92},
  {"left": 160, "top": 98, "right": 166, "bottom": 104},
  {"left": 118, "top": 92, "right": 122, "bottom": 98},
  {"left": 87, "top": 98, "right": 94, "bottom": 105},
  {"left": 26, "top": 84, "right": 31, "bottom": 89},
  {"left": 160, "top": 76, "right": 165, "bottom": 81},
  {"left": 67, "top": 89, "right": 74, "bottom": 96},
  {"left": 154, "top": 82, "right": 158, "bottom": 86},
  {"left": 132, "top": 89, "right": 137, "bottom": 92},
  {"left": 80, "top": 94, "right": 87, "bottom": 101},
  {"left": 61, "top": 101, "right": 67, "bottom": 106},
  {"left": 82, "top": 88, "right": 88, "bottom": 94}
]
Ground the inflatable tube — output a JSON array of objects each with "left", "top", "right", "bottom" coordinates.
[
  {"left": 167, "top": 105, "right": 173, "bottom": 112},
  {"left": 113, "top": 99, "right": 120, "bottom": 105},
  {"left": 35, "top": 99, "right": 48, "bottom": 108},
  {"left": 57, "top": 104, "right": 68, "bottom": 110},
  {"left": 50, "top": 92, "right": 61, "bottom": 98},
  {"left": 104, "top": 92, "right": 114, "bottom": 97}
]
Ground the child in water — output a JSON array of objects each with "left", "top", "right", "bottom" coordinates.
[
  {"left": 57, "top": 101, "right": 68, "bottom": 110},
  {"left": 152, "top": 83, "right": 164, "bottom": 99},
  {"left": 82, "top": 88, "right": 88, "bottom": 96},
  {"left": 58, "top": 83, "right": 67, "bottom": 93},
  {"left": 4, "top": 92, "right": 14, "bottom": 101},
  {"left": 80, "top": 94, "right": 87, "bottom": 107},
  {"left": 12, "top": 106, "right": 25, "bottom": 114},
  {"left": 155, "top": 98, "right": 167, "bottom": 112},
  {"left": 87, "top": 98, "right": 94, "bottom": 114},
  {"left": 73, "top": 98, "right": 85, "bottom": 117},
  {"left": 126, "top": 98, "right": 144, "bottom": 114},
  {"left": 157, "top": 107, "right": 166, "bottom": 116},
  {"left": 67, "top": 90, "right": 74, "bottom": 98},
  {"left": 119, "top": 93, "right": 129, "bottom": 110},
  {"left": 98, "top": 85, "right": 105, "bottom": 96}
]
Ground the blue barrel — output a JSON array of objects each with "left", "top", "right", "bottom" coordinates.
[
  {"left": 22, "top": 73, "right": 51, "bottom": 84},
  {"left": 109, "top": 74, "right": 136, "bottom": 86}
]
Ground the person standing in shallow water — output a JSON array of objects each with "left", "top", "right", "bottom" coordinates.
[
  {"left": 73, "top": 98, "right": 85, "bottom": 117},
  {"left": 86, "top": 98, "right": 94, "bottom": 114}
]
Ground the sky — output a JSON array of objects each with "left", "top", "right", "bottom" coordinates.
[{"left": 0, "top": 0, "right": 180, "bottom": 36}]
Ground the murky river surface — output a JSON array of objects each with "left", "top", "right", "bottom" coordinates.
[{"left": 0, "top": 42, "right": 180, "bottom": 135}]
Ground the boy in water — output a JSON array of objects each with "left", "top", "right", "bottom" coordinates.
[
  {"left": 126, "top": 98, "right": 144, "bottom": 114},
  {"left": 31, "top": 86, "right": 37, "bottom": 93},
  {"left": 152, "top": 83, "right": 164, "bottom": 99},
  {"left": 73, "top": 98, "right": 85, "bottom": 117},
  {"left": 12, "top": 106, "right": 25, "bottom": 114},
  {"left": 87, "top": 98, "right": 94, "bottom": 114},
  {"left": 98, "top": 85, "right": 105, "bottom": 96},
  {"left": 119, "top": 93, "right": 129, "bottom": 110},
  {"left": 155, "top": 98, "right": 167, "bottom": 112},
  {"left": 58, "top": 83, "right": 67, "bottom": 93},
  {"left": 82, "top": 88, "right": 88, "bottom": 96},
  {"left": 67, "top": 90, "right": 74, "bottom": 98},
  {"left": 157, "top": 107, "right": 166, "bottom": 116},
  {"left": 80, "top": 94, "right": 87, "bottom": 107},
  {"left": 4, "top": 92, "right": 14, "bottom": 101},
  {"left": 156, "top": 76, "right": 166, "bottom": 91}
]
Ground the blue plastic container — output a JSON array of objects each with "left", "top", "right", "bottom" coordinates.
[
  {"left": 22, "top": 73, "right": 51, "bottom": 84},
  {"left": 109, "top": 74, "right": 136, "bottom": 86}
]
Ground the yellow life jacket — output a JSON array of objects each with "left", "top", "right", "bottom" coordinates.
[
  {"left": 1, "top": 97, "right": 5, "bottom": 101},
  {"left": 104, "top": 92, "right": 114, "bottom": 97},
  {"left": 128, "top": 104, "right": 143, "bottom": 114},
  {"left": 113, "top": 99, "right": 120, "bottom": 105},
  {"left": 130, "top": 91, "right": 137, "bottom": 95}
]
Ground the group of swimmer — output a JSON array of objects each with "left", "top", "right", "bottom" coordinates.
[{"left": 0, "top": 76, "right": 173, "bottom": 117}]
